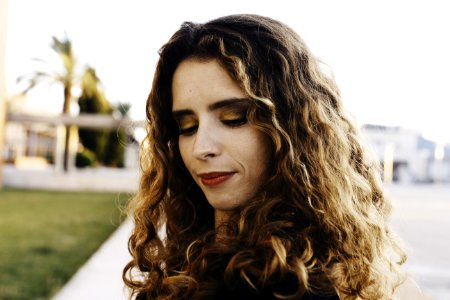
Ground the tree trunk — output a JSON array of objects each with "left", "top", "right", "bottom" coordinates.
[{"left": 62, "top": 84, "right": 71, "bottom": 172}]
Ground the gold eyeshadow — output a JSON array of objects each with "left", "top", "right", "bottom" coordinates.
[
  {"left": 218, "top": 102, "right": 249, "bottom": 120},
  {"left": 176, "top": 117, "right": 197, "bottom": 131},
  {"left": 173, "top": 100, "right": 250, "bottom": 135},
  {"left": 220, "top": 110, "right": 246, "bottom": 121}
]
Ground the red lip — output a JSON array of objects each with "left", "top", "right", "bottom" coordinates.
[{"left": 199, "top": 172, "right": 235, "bottom": 186}]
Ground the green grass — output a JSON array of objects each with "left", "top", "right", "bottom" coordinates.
[{"left": 0, "top": 189, "right": 131, "bottom": 300}]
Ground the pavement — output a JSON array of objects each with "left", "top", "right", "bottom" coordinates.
[
  {"left": 387, "top": 184, "right": 450, "bottom": 300},
  {"left": 51, "top": 184, "right": 450, "bottom": 300}
]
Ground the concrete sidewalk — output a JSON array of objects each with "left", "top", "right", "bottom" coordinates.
[{"left": 52, "top": 219, "right": 134, "bottom": 300}]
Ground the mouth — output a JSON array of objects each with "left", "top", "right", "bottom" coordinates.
[{"left": 198, "top": 172, "right": 236, "bottom": 187}]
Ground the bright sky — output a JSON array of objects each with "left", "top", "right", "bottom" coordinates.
[{"left": 5, "top": 0, "right": 450, "bottom": 143}]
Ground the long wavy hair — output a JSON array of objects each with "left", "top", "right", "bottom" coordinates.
[{"left": 124, "top": 14, "right": 406, "bottom": 300}]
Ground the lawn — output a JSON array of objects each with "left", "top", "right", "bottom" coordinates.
[{"left": 0, "top": 189, "right": 131, "bottom": 300}]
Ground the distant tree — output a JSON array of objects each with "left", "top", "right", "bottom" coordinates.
[
  {"left": 103, "top": 102, "right": 131, "bottom": 168},
  {"left": 78, "top": 67, "right": 111, "bottom": 114},
  {"left": 77, "top": 67, "right": 111, "bottom": 166},
  {"left": 77, "top": 68, "right": 128, "bottom": 168},
  {"left": 17, "top": 34, "right": 77, "bottom": 171},
  {"left": 103, "top": 127, "right": 126, "bottom": 168}
]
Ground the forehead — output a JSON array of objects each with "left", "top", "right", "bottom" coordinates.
[{"left": 171, "top": 58, "right": 246, "bottom": 110}]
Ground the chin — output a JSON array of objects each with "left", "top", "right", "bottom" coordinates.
[{"left": 207, "top": 198, "right": 247, "bottom": 212}]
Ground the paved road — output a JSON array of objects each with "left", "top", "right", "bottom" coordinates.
[
  {"left": 387, "top": 184, "right": 450, "bottom": 300},
  {"left": 52, "top": 184, "right": 450, "bottom": 300}
]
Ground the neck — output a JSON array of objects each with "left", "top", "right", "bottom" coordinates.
[{"left": 214, "top": 209, "right": 232, "bottom": 238}]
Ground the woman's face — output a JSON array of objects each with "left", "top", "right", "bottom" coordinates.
[{"left": 171, "top": 58, "right": 271, "bottom": 216}]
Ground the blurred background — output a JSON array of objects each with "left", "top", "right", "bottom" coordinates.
[{"left": 1, "top": 0, "right": 449, "bottom": 299}]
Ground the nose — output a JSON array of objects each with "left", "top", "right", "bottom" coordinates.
[{"left": 192, "top": 122, "right": 221, "bottom": 160}]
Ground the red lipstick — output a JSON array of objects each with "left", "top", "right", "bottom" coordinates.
[{"left": 199, "top": 172, "right": 235, "bottom": 186}]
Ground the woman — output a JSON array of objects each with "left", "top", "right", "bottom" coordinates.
[{"left": 124, "top": 14, "right": 423, "bottom": 299}]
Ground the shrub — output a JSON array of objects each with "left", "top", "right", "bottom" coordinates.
[{"left": 76, "top": 148, "right": 97, "bottom": 168}]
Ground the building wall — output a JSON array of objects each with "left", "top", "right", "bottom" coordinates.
[
  {"left": 4, "top": 118, "right": 141, "bottom": 170},
  {"left": 362, "top": 124, "right": 448, "bottom": 183}
]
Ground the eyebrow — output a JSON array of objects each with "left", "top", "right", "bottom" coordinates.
[{"left": 172, "top": 98, "right": 249, "bottom": 119}]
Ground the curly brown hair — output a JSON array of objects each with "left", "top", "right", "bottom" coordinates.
[{"left": 123, "top": 14, "right": 406, "bottom": 300}]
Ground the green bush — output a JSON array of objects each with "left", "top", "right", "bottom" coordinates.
[
  {"left": 76, "top": 148, "right": 97, "bottom": 168},
  {"left": 103, "top": 128, "right": 127, "bottom": 168}
]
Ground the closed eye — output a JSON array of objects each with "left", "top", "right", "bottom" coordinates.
[
  {"left": 179, "top": 125, "right": 198, "bottom": 136},
  {"left": 222, "top": 117, "right": 247, "bottom": 127}
]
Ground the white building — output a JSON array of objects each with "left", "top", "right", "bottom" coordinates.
[
  {"left": 3, "top": 112, "right": 142, "bottom": 171},
  {"left": 361, "top": 124, "right": 450, "bottom": 183}
]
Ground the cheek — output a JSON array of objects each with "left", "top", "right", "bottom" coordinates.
[
  {"left": 239, "top": 131, "right": 272, "bottom": 175},
  {"left": 178, "top": 139, "right": 191, "bottom": 168}
]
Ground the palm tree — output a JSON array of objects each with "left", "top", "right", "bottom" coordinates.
[{"left": 17, "top": 34, "right": 77, "bottom": 172}]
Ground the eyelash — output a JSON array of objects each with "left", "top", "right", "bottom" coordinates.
[
  {"left": 222, "top": 117, "right": 247, "bottom": 127},
  {"left": 178, "top": 117, "right": 247, "bottom": 136},
  {"left": 178, "top": 126, "right": 197, "bottom": 136}
]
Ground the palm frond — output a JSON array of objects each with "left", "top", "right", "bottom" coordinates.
[
  {"left": 51, "top": 35, "right": 72, "bottom": 57},
  {"left": 31, "top": 58, "right": 49, "bottom": 64},
  {"left": 117, "top": 102, "right": 132, "bottom": 117},
  {"left": 16, "top": 71, "right": 58, "bottom": 94},
  {"left": 50, "top": 34, "right": 76, "bottom": 76}
]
